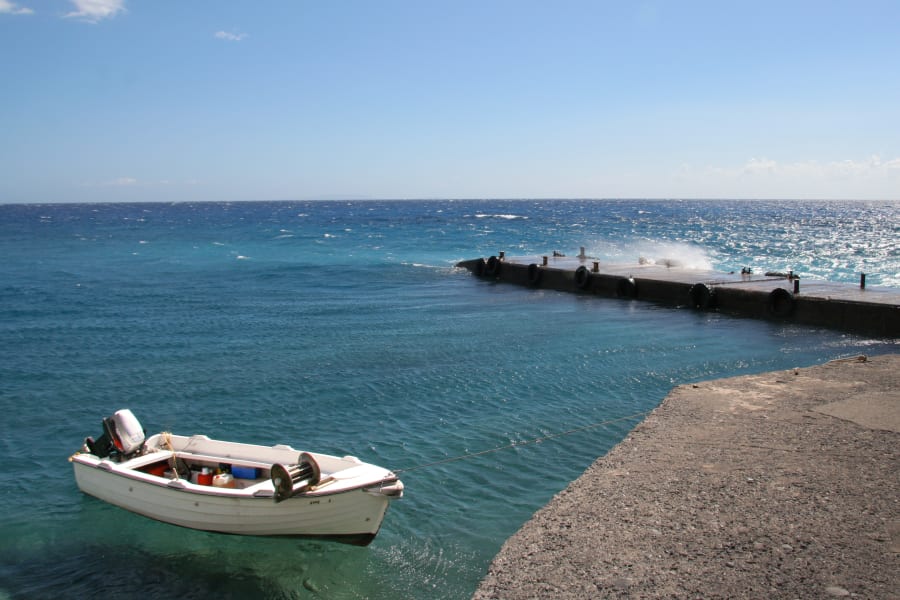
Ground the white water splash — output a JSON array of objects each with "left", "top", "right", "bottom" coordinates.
[{"left": 585, "top": 240, "right": 714, "bottom": 270}]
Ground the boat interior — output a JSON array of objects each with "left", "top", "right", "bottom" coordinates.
[{"left": 132, "top": 450, "right": 274, "bottom": 490}]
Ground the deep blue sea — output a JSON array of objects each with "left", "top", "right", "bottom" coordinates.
[{"left": 1, "top": 199, "right": 897, "bottom": 599}]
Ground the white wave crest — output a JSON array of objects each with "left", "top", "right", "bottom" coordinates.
[{"left": 472, "top": 214, "right": 528, "bottom": 220}]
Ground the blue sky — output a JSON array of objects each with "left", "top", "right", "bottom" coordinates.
[{"left": 2, "top": 0, "right": 899, "bottom": 203}]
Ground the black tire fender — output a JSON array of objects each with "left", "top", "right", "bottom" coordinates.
[
  {"left": 485, "top": 255, "right": 501, "bottom": 277},
  {"left": 527, "top": 263, "right": 542, "bottom": 286},
  {"left": 617, "top": 277, "right": 637, "bottom": 298},
  {"left": 689, "top": 283, "right": 715, "bottom": 310},
  {"left": 574, "top": 266, "right": 591, "bottom": 290},
  {"left": 768, "top": 288, "right": 795, "bottom": 317}
]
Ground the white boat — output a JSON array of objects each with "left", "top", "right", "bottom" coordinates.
[{"left": 70, "top": 409, "right": 404, "bottom": 546}]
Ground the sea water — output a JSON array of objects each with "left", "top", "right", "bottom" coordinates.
[{"left": 0, "top": 199, "right": 897, "bottom": 599}]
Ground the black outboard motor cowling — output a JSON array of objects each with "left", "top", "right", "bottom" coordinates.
[{"left": 84, "top": 418, "right": 116, "bottom": 458}]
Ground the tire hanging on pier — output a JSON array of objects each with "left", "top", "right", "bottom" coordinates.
[
  {"left": 768, "top": 288, "right": 795, "bottom": 317},
  {"left": 527, "top": 263, "right": 542, "bottom": 287},
  {"left": 616, "top": 277, "right": 637, "bottom": 298},
  {"left": 574, "top": 266, "right": 592, "bottom": 290},
  {"left": 485, "top": 256, "right": 501, "bottom": 277},
  {"left": 688, "top": 283, "right": 715, "bottom": 310}
]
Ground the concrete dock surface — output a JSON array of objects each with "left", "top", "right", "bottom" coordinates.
[
  {"left": 459, "top": 254, "right": 900, "bottom": 337},
  {"left": 473, "top": 353, "right": 899, "bottom": 599},
  {"left": 510, "top": 253, "right": 899, "bottom": 306}
]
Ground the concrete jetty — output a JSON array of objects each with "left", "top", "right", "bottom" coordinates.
[
  {"left": 457, "top": 252, "right": 900, "bottom": 337},
  {"left": 473, "top": 353, "right": 900, "bottom": 599}
]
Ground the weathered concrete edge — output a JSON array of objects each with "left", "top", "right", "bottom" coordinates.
[{"left": 472, "top": 353, "right": 900, "bottom": 599}]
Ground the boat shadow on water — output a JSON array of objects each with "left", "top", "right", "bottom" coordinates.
[{"left": 1, "top": 518, "right": 369, "bottom": 599}]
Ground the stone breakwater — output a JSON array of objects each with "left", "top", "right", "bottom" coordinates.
[{"left": 473, "top": 353, "right": 900, "bottom": 599}]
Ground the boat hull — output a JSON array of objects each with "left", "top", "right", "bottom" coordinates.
[
  {"left": 72, "top": 450, "right": 399, "bottom": 545},
  {"left": 73, "top": 462, "right": 392, "bottom": 543}
]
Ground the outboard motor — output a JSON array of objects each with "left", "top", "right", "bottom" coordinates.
[{"left": 84, "top": 409, "right": 146, "bottom": 459}]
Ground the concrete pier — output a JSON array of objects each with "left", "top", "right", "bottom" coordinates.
[
  {"left": 473, "top": 353, "right": 900, "bottom": 599},
  {"left": 457, "top": 254, "right": 900, "bottom": 337}
]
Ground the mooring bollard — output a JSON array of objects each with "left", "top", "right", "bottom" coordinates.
[
  {"left": 860, "top": 273, "right": 866, "bottom": 289},
  {"left": 542, "top": 256, "right": 548, "bottom": 266},
  {"left": 593, "top": 261, "right": 599, "bottom": 272}
]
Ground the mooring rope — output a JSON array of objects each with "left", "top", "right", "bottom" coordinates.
[
  {"left": 160, "top": 431, "right": 180, "bottom": 480},
  {"left": 394, "top": 410, "right": 651, "bottom": 474}
]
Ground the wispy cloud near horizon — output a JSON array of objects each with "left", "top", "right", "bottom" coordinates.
[
  {"left": 103, "top": 177, "right": 138, "bottom": 186},
  {"left": 675, "top": 155, "right": 900, "bottom": 200},
  {"left": 83, "top": 177, "right": 202, "bottom": 188},
  {"left": 727, "top": 155, "right": 900, "bottom": 179}
]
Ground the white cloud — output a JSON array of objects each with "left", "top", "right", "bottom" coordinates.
[
  {"left": 215, "top": 30, "right": 248, "bottom": 42},
  {"left": 0, "top": 0, "right": 34, "bottom": 14},
  {"left": 65, "top": 0, "right": 124, "bottom": 23}
]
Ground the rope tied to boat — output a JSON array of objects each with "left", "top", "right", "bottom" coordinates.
[
  {"left": 160, "top": 431, "right": 183, "bottom": 480},
  {"left": 394, "top": 410, "right": 651, "bottom": 474}
]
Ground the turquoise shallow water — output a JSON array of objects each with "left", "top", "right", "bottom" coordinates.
[{"left": 0, "top": 200, "right": 897, "bottom": 599}]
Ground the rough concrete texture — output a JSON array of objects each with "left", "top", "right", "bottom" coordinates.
[{"left": 474, "top": 353, "right": 899, "bottom": 599}]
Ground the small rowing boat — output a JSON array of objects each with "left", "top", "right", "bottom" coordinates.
[{"left": 70, "top": 409, "right": 403, "bottom": 546}]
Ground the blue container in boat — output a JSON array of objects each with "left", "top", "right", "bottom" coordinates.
[{"left": 232, "top": 465, "right": 259, "bottom": 479}]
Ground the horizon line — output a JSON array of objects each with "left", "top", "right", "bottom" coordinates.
[{"left": 2, "top": 196, "right": 899, "bottom": 206}]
